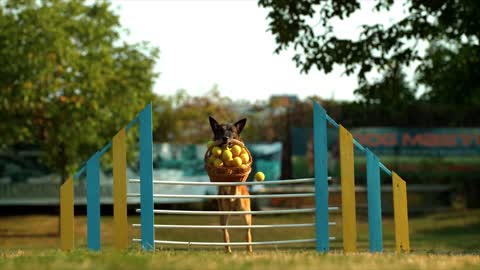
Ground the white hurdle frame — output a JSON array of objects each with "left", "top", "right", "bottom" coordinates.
[{"left": 130, "top": 176, "right": 337, "bottom": 248}]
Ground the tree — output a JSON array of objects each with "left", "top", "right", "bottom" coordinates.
[
  {"left": 258, "top": 0, "right": 480, "bottom": 102},
  {"left": 0, "top": 0, "right": 159, "bottom": 181},
  {"left": 152, "top": 95, "right": 177, "bottom": 142},
  {"left": 153, "top": 86, "right": 241, "bottom": 144},
  {"left": 419, "top": 43, "right": 480, "bottom": 107},
  {"left": 356, "top": 64, "right": 414, "bottom": 105}
]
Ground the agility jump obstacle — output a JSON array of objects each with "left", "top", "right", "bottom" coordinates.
[
  {"left": 60, "top": 104, "right": 154, "bottom": 251},
  {"left": 60, "top": 101, "right": 410, "bottom": 253}
]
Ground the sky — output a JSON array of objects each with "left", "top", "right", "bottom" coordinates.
[{"left": 112, "top": 0, "right": 408, "bottom": 103}]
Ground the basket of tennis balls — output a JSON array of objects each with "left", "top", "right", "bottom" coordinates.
[{"left": 204, "top": 139, "right": 253, "bottom": 182}]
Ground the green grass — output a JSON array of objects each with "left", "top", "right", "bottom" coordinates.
[
  {"left": 1, "top": 209, "right": 479, "bottom": 269},
  {"left": 2, "top": 249, "right": 480, "bottom": 270}
]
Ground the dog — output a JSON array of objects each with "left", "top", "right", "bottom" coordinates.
[{"left": 208, "top": 116, "right": 252, "bottom": 253}]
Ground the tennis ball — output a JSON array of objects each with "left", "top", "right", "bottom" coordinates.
[
  {"left": 212, "top": 146, "right": 222, "bottom": 157},
  {"left": 231, "top": 145, "right": 242, "bottom": 157},
  {"left": 232, "top": 157, "right": 243, "bottom": 167},
  {"left": 213, "top": 159, "right": 223, "bottom": 167},
  {"left": 222, "top": 149, "right": 233, "bottom": 162},
  {"left": 254, "top": 172, "right": 265, "bottom": 181},
  {"left": 240, "top": 153, "right": 249, "bottom": 164},
  {"left": 208, "top": 155, "right": 216, "bottom": 164},
  {"left": 207, "top": 140, "right": 214, "bottom": 148},
  {"left": 241, "top": 147, "right": 248, "bottom": 155},
  {"left": 224, "top": 158, "right": 234, "bottom": 167}
]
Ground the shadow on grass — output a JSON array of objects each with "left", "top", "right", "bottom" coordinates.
[{"left": 414, "top": 221, "right": 480, "bottom": 253}]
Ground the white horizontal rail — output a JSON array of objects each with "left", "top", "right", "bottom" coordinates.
[
  {"left": 128, "top": 178, "right": 325, "bottom": 186},
  {"left": 127, "top": 193, "right": 315, "bottom": 199},
  {"left": 132, "top": 238, "right": 335, "bottom": 246},
  {"left": 132, "top": 222, "right": 336, "bottom": 229},
  {"left": 136, "top": 207, "right": 339, "bottom": 215}
]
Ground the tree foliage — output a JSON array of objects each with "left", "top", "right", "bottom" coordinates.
[
  {"left": 0, "top": 0, "right": 159, "bottom": 179},
  {"left": 355, "top": 63, "right": 415, "bottom": 109},
  {"left": 152, "top": 87, "right": 283, "bottom": 144},
  {"left": 419, "top": 43, "right": 480, "bottom": 107},
  {"left": 153, "top": 86, "right": 241, "bottom": 144},
  {"left": 258, "top": 0, "right": 480, "bottom": 103}
]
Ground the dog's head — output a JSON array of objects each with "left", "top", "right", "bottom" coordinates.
[{"left": 209, "top": 116, "right": 247, "bottom": 146}]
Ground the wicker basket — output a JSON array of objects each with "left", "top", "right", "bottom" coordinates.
[{"left": 204, "top": 139, "right": 252, "bottom": 182}]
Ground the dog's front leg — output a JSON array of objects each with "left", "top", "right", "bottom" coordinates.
[
  {"left": 220, "top": 214, "right": 231, "bottom": 253},
  {"left": 242, "top": 213, "right": 253, "bottom": 253}
]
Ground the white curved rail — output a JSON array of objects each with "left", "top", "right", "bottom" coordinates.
[
  {"left": 132, "top": 238, "right": 335, "bottom": 246},
  {"left": 132, "top": 222, "right": 336, "bottom": 229},
  {"left": 128, "top": 178, "right": 327, "bottom": 186},
  {"left": 127, "top": 193, "right": 315, "bottom": 199},
  {"left": 136, "top": 207, "right": 338, "bottom": 215}
]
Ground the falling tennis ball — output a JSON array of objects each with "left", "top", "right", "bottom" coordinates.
[
  {"left": 207, "top": 140, "right": 214, "bottom": 148},
  {"left": 212, "top": 146, "right": 222, "bottom": 157},
  {"left": 254, "top": 172, "right": 265, "bottom": 181},
  {"left": 240, "top": 153, "right": 250, "bottom": 164},
  {"left": 222, "top": 149, "right": 233, "bottom": 162},
  {"left": 232, "top": 157, "right": 243, "bottom": 167},
  {"left": 213, "top": 159, "right": 223, "bottom": 167},
  {"left": 231, "top": 145, "right": 242, "bottom": 157},
  {"left": 224, "top": 158, "right": 234, "bottom": 167}
]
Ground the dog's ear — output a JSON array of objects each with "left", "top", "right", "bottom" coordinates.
[
  {"left": 234, "top": 118, "right": 247, "bottom": 134},
  {"left": 209, "top": 116, "right": 220, "bottom": 133}
]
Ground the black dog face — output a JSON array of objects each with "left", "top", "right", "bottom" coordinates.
[{"left": 209, "top": 116, "right": 247, "bottom": 146}]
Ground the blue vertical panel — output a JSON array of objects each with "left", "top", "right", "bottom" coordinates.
[
  {"left": 86, "top": 153, "right": 101, "bottom": 251},
  {"left": 313, "top": 102, "right": 329, "bottom": 252},
  {"left": 139, "top": 103, "right": 155, "bottom": 251},
  {"left": 366, "top": 148, "right": 383, "bottom": 252}
]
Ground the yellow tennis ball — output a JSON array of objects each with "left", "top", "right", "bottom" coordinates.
[
  {"left": 208, "top": 155, "right": 216, "bottom": 164},
  {"left": 224, "top": 158, "right": 233, "bottom": 167},
  {"left": 254, "top": 172, "right": 265, "bottom": 181},
  {"left": 240, "top": 153, "right": 250, "bottom": 164},
  {"left": 232, "top": 157, "right": 242, "bottom": 167},
  {"left": 231, "top": 145, "right": 242, "bottom": 157},
  {"left": 211, "top": 146, "right": 222, "bottom": 157},
  {"left": 213, "top": 159, "right": 223, "bottom": 167},
  {"left": 207, "top": 140, "right": 214, "bottom": 148},
  {"left": 241, "top": 147, "right": 248, "bottom": 155},
  {"left": 222, "top": 149, "right": 233, "bottom": 162}
]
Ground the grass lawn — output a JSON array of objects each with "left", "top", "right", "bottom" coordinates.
[{"left": 0, "top": 208, "right": 479, "bottom": 269}]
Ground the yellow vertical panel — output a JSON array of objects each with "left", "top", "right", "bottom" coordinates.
[
  {"left": 392, "top": 172, "right": 410, "bottom": 253},
  {"left": 60, "top": 177, "right": 74, "bottom": 251},
  {"left": 339, "top": 125, "right": 357, "bottom": 253},
  {"left": 113, "top": 128, "right": 128, "bottom": 249}
]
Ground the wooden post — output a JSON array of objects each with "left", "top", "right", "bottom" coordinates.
[
  {"left": 60, "top": 177, "right": 74, "bottom": 251},
  {"left": 113, "top": 128, "right": 128, "bottom": 249},
  {"left": 392, "top": 172, "right": 410, "bottom": 253},
  {"left": 339, "top": 125, "right": 357, "bottom": 253},
  {"left": 139, "top": 103, "right": 155, "bottom": 251},
  {"left": 313, "top": 102, "right": 330, "bottom": 252},
  {"left": 86, "top": 153, "right": 101, "bottom": 251},
  {"left": 366, "top": 148, "right": 383, "bottom": 252}
]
